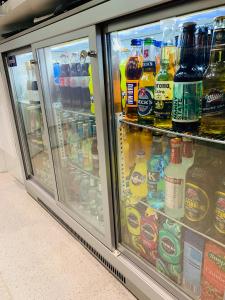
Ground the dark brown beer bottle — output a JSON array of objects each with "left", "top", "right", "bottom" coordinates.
[{"left": 172, "top": 22, "right": 203, "bottom": 132}]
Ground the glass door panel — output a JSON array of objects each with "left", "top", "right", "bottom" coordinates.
[
  {"left": 6, "top": 50, "right": 54, "bottom": 193},
  {"left": 109, "top": 5, "right": 225, "bottom": 300},
  {"left": 38, "top": 37, "right": 104, "bottom": 235}
]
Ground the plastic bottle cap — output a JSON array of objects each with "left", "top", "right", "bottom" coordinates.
[
  {"left": 131, "top": 39, "right": 143, "bottom": 46},
  {"left": 144, "top": 38, "right": 154, "bottom": 46}
]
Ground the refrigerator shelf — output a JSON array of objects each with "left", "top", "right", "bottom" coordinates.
[
  {"left": 120, "top": 119, "right": 225, "bottom": 146},
  {"left": 66, "top": 159, "right": 100, "bottom": 181},
  {"left": 136, "top": 199, "right": 225, "bottom": 250},
  {"left": 59, "top": 107, "right": 95, "bottom": 118}
]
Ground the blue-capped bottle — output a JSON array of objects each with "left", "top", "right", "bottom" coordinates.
[{"left": 125, "top": 39, "right": 143, "bottom": 121}]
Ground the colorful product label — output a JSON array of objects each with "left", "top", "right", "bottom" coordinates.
[
  {"left": 157, "top": 219, "right": 182, "bottom": 284},
  {"left": 126, "top": 206, "right": 141, "bottom": 236},
  {"left": 126, "top": 80, "right": 139, "bottom": 106},
  {"left": 155, "top": 81, "right": 174, "bottom": 119},
  {"left": 138, "top": 87, "right": 154, "bottom": 116},
  {"left": 172, "top": 81, "right": 202, "bottom": 122},
  {"left": 185, "top": 183, "right": 209, "bottom": 222},
  {"left": 165, "top": 176, "right": 184, "bottom": 209},
  {"left": 140, "top": 209, "right": 158, "bottom": 265},
  {"left": 202, "top": 88, "right": 225, "bottom": 116},
  {"left": 131, "top": 171, "right": 146, "bottom": 186},
  {"left": 201, "top": 241, "right": 225, "bottom": 300},
  {"left": 214, "top": 191, "right": 225, "bottom": 235},
  {"left": 142, "top": 59, "right": 156, "bottom": 73}
]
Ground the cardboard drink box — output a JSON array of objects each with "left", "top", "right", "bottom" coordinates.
[{"left": 201, "top": 241, "right": 225, "bottom": 300}]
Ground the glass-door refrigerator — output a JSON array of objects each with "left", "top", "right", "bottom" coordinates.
[
  {"left": 5, "top": 49, "right": 54, "bottom": 193},
  {"left": 107, "top": 4, "right": 225, "bottom": 300},
  {"left": 32, "top": 26, "right": 114, "bottom": 248}
]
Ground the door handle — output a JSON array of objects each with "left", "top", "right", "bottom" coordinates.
[
  {"left": 80, "top": 50, "right": 97, "bottom": 60},
  {"left": 30, "top": 59, "right": 38, "bottom": 64}
]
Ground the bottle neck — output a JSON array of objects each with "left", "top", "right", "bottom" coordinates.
[
  {"left": 131, "top": 45, "right": 142, "bottom": 57},
  {"left": 180, "top": 30, "right": 196, "bottom": 66},
  {"left": 196, "top": 31, "right": 207, "bottom": 67},
  {"left": 209, "top": 48, "right": 225, "bottom": 65},
  {"left": 170, "top": 145, "right": 182, "bottom": 164},
  {"left": 182, "top": 141, "right": 193, "bottom": 158},
  {"left": 151, "top": 142, "right": 163, "bottom": 156}
]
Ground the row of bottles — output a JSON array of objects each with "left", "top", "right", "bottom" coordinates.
[
  {"left": 120, "top": 16, "right": 225, "bottom": 135},
  {"left": 62, "top": 112, "right": 99, "bottom": 176},
  {"left": 122, "top": 126, "right": 225, "bottom": 299},
  {"left": 64, "top": 166, "right": 104, "bottom": 225},
  {"left": 123, "top": 201, "right": 225, "bottom": 300},
  {"left": 52, "top": 52, "right": 94, "bottom": 113},
  {"left": 123, "top": 125, "right": 225, "bottom": 243}
]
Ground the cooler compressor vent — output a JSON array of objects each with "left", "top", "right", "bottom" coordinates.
[{"left": 37, "top": 198, "right": 126, "bottom": 285}]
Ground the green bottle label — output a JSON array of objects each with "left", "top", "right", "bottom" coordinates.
[{"left": 172, "top": 81, "right": 202, "bottom": 122}]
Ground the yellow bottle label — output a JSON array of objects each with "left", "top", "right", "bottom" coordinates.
[
  {"left": 155, "top": 81, "right": 173, "bottom": 101},
  {"left": 129, "top": 159, "right": 148, "bottom": 199}
]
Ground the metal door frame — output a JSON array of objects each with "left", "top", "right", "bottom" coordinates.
[
  {"left": 32, "top": 25, "right": 115, "bottom": 249},
  {"left": 2, "top": 47, "right": 56, "bottom": 196},
  {"left": 103, "top": 0, "right": 225, "bottom": 299}
]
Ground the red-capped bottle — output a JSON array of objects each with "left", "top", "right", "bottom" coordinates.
[{"left": 164, "top": 138, "right": 186, "bottom": 220}]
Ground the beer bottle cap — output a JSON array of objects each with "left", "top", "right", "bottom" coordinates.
[
  {"left": 131, "top": 39, "right": 142, "bottom": 46},
  {"left": 182, "top": 22, "right": 196, "bottom": 30},
  {"left": 144, "top": 38, "right": 153, "bottom": 45}
]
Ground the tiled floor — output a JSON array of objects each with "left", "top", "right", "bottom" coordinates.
[{"left": 0, "top": 173, "right": 136, "bottom": 300}]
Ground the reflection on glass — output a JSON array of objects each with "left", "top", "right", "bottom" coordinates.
[
  {"left": 112, "top": 5, "right": 225, "bottom": 300},
  {"left": 8, "top": 52, "right": 53, "bottom": 192},
  {"left": 119, "top": 123, "right": 225, "bottom": 299},
  {"left": 41, "top": 38, "right": 104, "bottom": 233}
]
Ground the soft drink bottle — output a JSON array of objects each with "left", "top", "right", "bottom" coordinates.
[
  {"left": 52, "top": 59, "right": 60, "bottom": 103},
  {"left": 125, "top": 39, "right": 143, "bottom": 121},
  {"left": 70, "top": 52, "right": 82, "bottom": 110},
  {"left": 89, "top": 64, "right": 95, "bottom": 114},
  {"left": 129, "top": 150, "right": 148, "bottom": 200},
  {"left": 91, "top": 124, "right": 99, "bottom": 176},
  {"left": 119, "top": 48, "right": 129, "bottom": 113},
  {"left": 81, "top": 56, "right": 91, "bottom": 112},
  {"left": 59, "top": 54, "right": 71, "bottom": 108}
]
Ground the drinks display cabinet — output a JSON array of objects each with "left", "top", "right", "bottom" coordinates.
[{"left": 1, "top": 0, "right": 225, "bottom": 299}]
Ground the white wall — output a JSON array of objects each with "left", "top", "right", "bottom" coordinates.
[{"left": 0, "top": 72, "right": 24, "bottom": 182}]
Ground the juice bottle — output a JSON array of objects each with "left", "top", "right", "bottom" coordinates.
[
  {"left": 119, "top": 48, "right": 129, "bottom": 113},
  {"left": 89, "top": 64, "right": 95, "bottom": 114},
  {"left": 129, "top": 150, "right": 148, "bottom": 200},
  {"left": 138, "top": 38, "right": 155, "bottom": 124},
  {"left": 112, "top": 49, "right": 122, "bottom": 113},
  {"left": 125, "top": 39, "right": 143, "bottom": 121}
]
